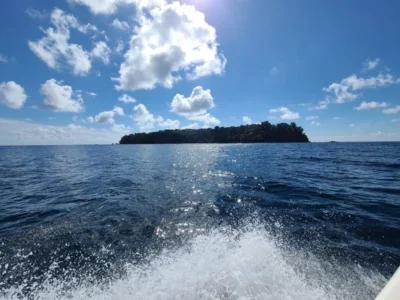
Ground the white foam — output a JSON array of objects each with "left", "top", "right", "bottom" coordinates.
[{"left": 2, "top": 225, "right": 387, "bottom": 300}]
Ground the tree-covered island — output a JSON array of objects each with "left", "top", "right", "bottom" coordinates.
[{"left": 120, "top": 121, "right": 309, "bottom": 144}]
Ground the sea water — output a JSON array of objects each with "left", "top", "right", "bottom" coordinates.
[{"left": 0, "top": 143, "right": 399, "bottom": 299}]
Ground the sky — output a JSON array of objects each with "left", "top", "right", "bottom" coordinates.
[{"left": 0, "top": 0, "right": 400, "bottom": 145}]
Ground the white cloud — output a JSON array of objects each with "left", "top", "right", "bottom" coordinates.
[
  {"left": 0, "top": 81, "right": 28, "bottom": 109},
  {"left": 111, "top": 123, "right": 130, "bottom": 132},
  {"left": 40, "top": 79, "right": 83, "bottom": 113},
  {"left": 355, "top": 101, "right": 388, "bottom": 111},
  {"left": 118, "top": 94, "right": 136, "bottom": 103},
  {"left": 67, "top": 0, "right": 165, "bottom": 15},
  {"left": 114, "top": 1, "right": 226, "bottom": 91},
  {"left": 309, "top": 99, "right": 330, "bottom": 110},
  {"left": 91, "top": 41, "right": 111, "bottom": 65},
  {"left": 306, "top": 116, "right": 319, "bottom": 121},
  {"left": 270, "top": 67, "right": 279, "bottom": 75},
  {"left": 115, "top": 40, "right": 125, "bottom": 54},
  {"left": 111, "top": 18, "right": 129, "bottom": 30},
  {"left": 86, "top": 91, "right": 97, "bottom": 96},
  {"left": 310, "top": 121, "right": 320, "bottom": 126},
  {"left": 186, "top": 113, "right": 220, "bottom": 127},
  {"left": 0, "top": 118, "right": 129, "bottom": 145},
  {"left": 132, "top": 104, "right": 158, "bottom": 131},
  {"left": 364, "top": 58, "right": 380, "bottom": 71},
  {"left": 89, "top": 106, "right": 124, "bottom": 123},
  {"left": 26, "top": 8, "right": 48, "bottom": 20},
  {"left": 382, "top": 105, "right": 400, "bottom": 114},
  {"left": 324, "top": 74, "right": 399, "bottom": 104},
  {"left": 323, "top": 83, "right": 357, "bottom": 104},
  {"left": 392, "top": 118, "right": 400, "bottom": 123},
  {"left": 182, "top": 123, "right": 199, "bottom": 129},
  {"left": 0, "top": 54, "right": 7, "bottom": 63},
  {"left": 170, "top": 86, "right": 214, "bottom": 115},
  {"left": 242, "top": 116, "right": 252, "bottom": 125},
  {"left": 170, "top": 86, "right": 219, "bottom": 127},
  {"left": 132, "top": 103, "right": 180, "bottom": 131},
  {"left": 94, "top": 111, "right": 115, "bottom": 123},
  {"left": 28, "top": 8, "right": 99, "bottom": 76},
  {"left": 159, "top": 119, "right": 180, "bottom": 129},
  {"left": 132, "top": 104, "right": 154, "bottom": 123},
  {"left": 113, "top": 106, "right": 124, "bottom": 116},
  {"left": 269, "top": 107, "right": 300, "bottom": 120}
]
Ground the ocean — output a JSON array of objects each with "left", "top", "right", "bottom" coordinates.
[{"left": 0, "top": 143, "right": 399, "bottom": 299}]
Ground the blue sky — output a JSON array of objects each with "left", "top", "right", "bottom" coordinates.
[{"left": 0, "top": 0, "right": 399, "bottom": 144}]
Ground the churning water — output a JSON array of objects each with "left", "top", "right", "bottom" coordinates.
[{"left": 0, "top": 143, "right": 399, "bottom": 299}]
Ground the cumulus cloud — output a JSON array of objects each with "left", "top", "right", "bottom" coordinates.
[
  {"left": 355, "top": 101, "right": 388, "bottom": 111},
  {"left": 132, "top": 103, "right": 179, "bottom": 131},
  {"left": 170, "top": 86, "right": 214, "bottom": 115},
  {"left": 0, "top": 54, "right": 7, "bottom": 63},
  {"left": 28, "top": 8, "right": 103, "bottom": 76},
  {"left": 0, "top": 118, "right": 129, "bottom": 145},
  {"left": 68, "top": 0, "right": 165, "bottom": 15},
  {"left": 93, "top": 111, "right": 115, "bottom": 123},
  {"left": 186, "top": 113, "right": 220, "bottom": 127},
  {"left": 111, "top": 123, "right": 130, "bottom": 132},
  {"left": 118, "top": 94, "right": 136, "bottom": 103},
  {"left": 0, "top": 81, "right": 27, "bottom": 109},
  {"left": 40, "top": 79, "right": 83, "bottom": 113},
  {"left": 159, "top": 119, "right": 180, "bottom": 129},
  {"left": 91, "top": 41, "right": 111, "bottom": 65},
  {"left": 132, "top": 104, "right": 155, "bottom": 123},
  {"left": 113, "top": 106, "right": 124, "bottom": 116},
  {"left": 114, "top": 1, "right": 226, "bottom": 90},
  {"left": 170, "top": 86, "right": 220, "bottom": 127},
  {"left": 88, "top": 106, "right": 124, "bottom": 123},
  {"left": 111, "top": 18, "right": 129, "bottom": 30},
  {"left": 269, "top": 107, "right": 300, "bottom": 120},
  {"left": 324, "top": 74, "right": 399, "bottom": 104},
  {"left": 306, "top": 116, "right": 319, "bottom": 121},
  {"left": 364, "top": 58, "right": 380, "bottom": 71},
  {"left": 243, "top": 116, "right": 252, "bottom": 125},
  {"left": 132, "top": 104, "right": 159, "bottom": 131},
  {"left": 383, "top": 105, "right": 400, "bottom": 114}
]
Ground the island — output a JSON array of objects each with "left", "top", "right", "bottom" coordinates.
[{"left": 120, "top": 121, "right": 309, "bottom": 144}]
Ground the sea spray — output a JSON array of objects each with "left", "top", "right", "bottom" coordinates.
[{"left": 2, "top": 223, "right": 387, "bottom": 300}]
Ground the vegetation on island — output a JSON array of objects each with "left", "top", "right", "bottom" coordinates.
[{"left": 119, "top": 121, "right": 309, "bottom": 144}]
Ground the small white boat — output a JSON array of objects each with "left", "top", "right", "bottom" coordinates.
[{"left": 375, "top": 268, "right": 400, "bottom": 300}]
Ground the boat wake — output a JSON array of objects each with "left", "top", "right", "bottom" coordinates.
[{"left": 1, "top": 224, "right": 387, "bottom": 300}]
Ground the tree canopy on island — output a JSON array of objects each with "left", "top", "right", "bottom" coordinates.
[{"left": 119, "top": 121, "right": 309, "bottom": 144}]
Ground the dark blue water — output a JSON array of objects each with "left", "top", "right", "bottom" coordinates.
[{"left": 0, "top": 143, "right": 399, "bottom": 299}]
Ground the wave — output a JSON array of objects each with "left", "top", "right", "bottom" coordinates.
[{"left": 1, "top": 224, "right": 387, "bottom": 300}]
